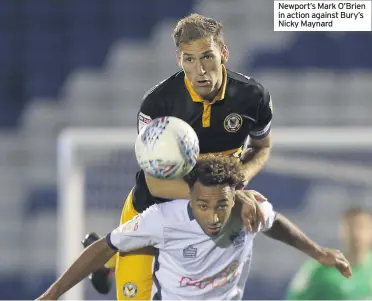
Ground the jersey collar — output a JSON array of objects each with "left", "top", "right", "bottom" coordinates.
[{"left": 184, "top": 65, "right": 227, "bottom": 103}]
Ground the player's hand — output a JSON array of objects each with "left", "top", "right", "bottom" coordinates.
[
  {"left": 236, "top": 180, "right": 248, "bottom": 190},
  {"left": 234, "top": 190, "right": 266, "bottom": 232},
  {"left": 239, "top": 147, "right": 256, "bottom": 164},
  {"left": 317, "top": 247, "right": 352, "bottom": 278}
]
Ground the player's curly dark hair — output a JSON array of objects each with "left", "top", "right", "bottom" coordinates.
[
  {"left": 173, "top": 13, "right": 224, "bottom": 47},
  {"left": 183, "top": 154, "right": 245, "bottom": 189}
]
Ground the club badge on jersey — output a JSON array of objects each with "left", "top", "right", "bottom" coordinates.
[
  {"left": 123, "top": 282, "right": 137, "bottom": 298},
  {"left": 224, "top": 113, "right": 243, "bottom": 133}
]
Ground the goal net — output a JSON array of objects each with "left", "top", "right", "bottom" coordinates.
[{"left": 57, "top": 126, "right": 372, "bottom": 300}]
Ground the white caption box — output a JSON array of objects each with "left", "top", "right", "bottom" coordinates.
[{"left": 274, "top": 0, "right": 372, "bottom": 31}]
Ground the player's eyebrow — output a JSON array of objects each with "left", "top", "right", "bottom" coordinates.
[
  {"left": 216, "top": 199, "right": 229, "bottom": 204},
  {"left": 196, "top": 198, "right": 228, "bottom": 204},
  {"left": 183, "top": 50, "right": 214, "bottom": 57},
  {"left": 201, "top": 50, "right": 214, "bottom": 55},
  {"left": 196, "top": 198, "right": 210, "bottom": 203}
]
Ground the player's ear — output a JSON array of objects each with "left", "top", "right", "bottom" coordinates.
[
  {"left": 176, "top": 50, "right": 182, "bottom": 68},
  {"left": 221, "top": 45, "right": 229, "bottom": 64},
  {"left": 187, "top": 188, "right": 193, "bottom": 206}
]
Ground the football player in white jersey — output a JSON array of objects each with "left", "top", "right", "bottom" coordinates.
[{"left": 37, "top": 155, "right": 351, "bottom": 300}]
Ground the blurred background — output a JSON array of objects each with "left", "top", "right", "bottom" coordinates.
[{"left": 1, "top": 0, "right": 372, "bottom": 299}]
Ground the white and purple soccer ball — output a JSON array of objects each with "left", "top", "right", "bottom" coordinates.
[{"left": 135, "top": 116, "right": 200, "bottom": 179}]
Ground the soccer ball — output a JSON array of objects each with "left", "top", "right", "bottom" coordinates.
[{"left": 135, "top": 116, "right": 199, "bottom": 179}]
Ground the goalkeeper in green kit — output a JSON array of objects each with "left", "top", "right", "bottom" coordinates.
[{"left": 286, "top": 207, "right": 372, "bottom": 300}]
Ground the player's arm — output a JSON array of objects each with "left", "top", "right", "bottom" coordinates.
[
  {"left": 263, "top": 213, "right": 351, "bottom": 278},
  {"left": 37, "top": 237, "right": 116, "bottom": 300},
  {"left": 251, "top": 198, "right": 276, "bottom": 232},
  {"left": 264, "top": 213, "right": 325, "bottom": 260},
  {"left": 135, "top": 90, "right": 191, "bottom": 199},
  {"left": 37, "top": 205, "right": 164, "bottom": 300},
  {"left": 240, "top": 89, "right": 273, "bottom": 183},
  {"left": 234, "top": 190, "right": 271, "bottom": 232},
  {"left": 145, "top": 174, "right": 190, "bottom": 199}
]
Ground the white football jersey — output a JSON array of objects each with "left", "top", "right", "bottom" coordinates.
[{"left": 107, "top": 199, "right": 276, "bottom": 300}]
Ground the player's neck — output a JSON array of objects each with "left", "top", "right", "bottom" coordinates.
[{"left": 346, "top": 249, "right": 370, "bottom": 266}]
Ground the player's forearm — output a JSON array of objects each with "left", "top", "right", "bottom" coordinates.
[
  {"left": 145, "top": 174, "right": 189, "bottom": 199},
  {"left": 240, "top": 146, "right": 271, "bottom": 182},
  {"left": 264, "top": 214, "right": 325, "bottom": 260},
  {"left": 42, "top": 238, "right": 116, "bottom": 299}
]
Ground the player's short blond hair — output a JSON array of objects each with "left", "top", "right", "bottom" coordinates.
[
  {"left": 173, "top": 13, "right": 225, "bottom": 47},
  {"left": 343, "top": 207, "right": 372, "bottom": 220}
]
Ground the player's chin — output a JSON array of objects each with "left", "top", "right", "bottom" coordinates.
[
  {"left": 195, "top": 85, "right": 213, "bottom": 96},
  {"left": 204, "top": 226, "right": 222, "bottom": 237}
]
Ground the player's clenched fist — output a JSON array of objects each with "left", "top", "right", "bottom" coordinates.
[
  {"left": 234, "top": 190, "right": 267, "bottom": 232},
  {"left": 316, "top": 247, "right": 352, "bottom": 278}
]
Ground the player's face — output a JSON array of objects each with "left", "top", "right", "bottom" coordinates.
[
  {"left": 190, "top": 182, "right": 235, "bottom": 237},
  {"left": 178, "top": 37, "right": 228, "bottom": 100},
  {"left": 340, "top": 213, "right": 372, "bottom": 252}
]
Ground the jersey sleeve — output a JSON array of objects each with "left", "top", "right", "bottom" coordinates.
[
  {"left": 106, "top": 204, "right": 164, "bottom": 252},
  {"left": 257, "top": 200, "right": 276, "bottom": 232},
  {"left": 137, "top": 94, "right": 157, "bottom": 133},
  {"left": 286, "top": 261, "right": 344, "bottom": 300},
  {"left": 249, "top": 88, "right": 273, "bottom": 140},
  {"left": 137, "top": 84, "right": 168, "bottom": 133}
]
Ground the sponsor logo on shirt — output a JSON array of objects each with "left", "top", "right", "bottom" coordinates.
[{"left": 179, "top": 260, "right": 241, "bottom": 289}]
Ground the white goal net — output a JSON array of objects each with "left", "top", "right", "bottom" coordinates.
[{"left": 57, "top": 126, "right": 372, "bottom": 300}]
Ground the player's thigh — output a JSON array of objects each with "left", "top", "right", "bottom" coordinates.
[
  {"left": 105, "top": 190, "right": 135, "bottom": 269},
  {"left": 116, "top": 247, "right": 156, "bottom": 300},
  {"left": 115, "top": 190, "right": 155, "bottom": 300}
]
